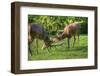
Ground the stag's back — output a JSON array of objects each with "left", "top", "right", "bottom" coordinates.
[
  {"left": 29, "top": 23, "right": 49, "bottom": 41},
  {"left": 63, "top": 22, "right": 81, "bottom": 36}
]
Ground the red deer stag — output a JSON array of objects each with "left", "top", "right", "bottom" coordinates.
[
  {"left": 52, "top": 22, "right": 81, "bottom": 48},
  {"left": 28, "top": 23, "right": 51, "bottom": 56}
]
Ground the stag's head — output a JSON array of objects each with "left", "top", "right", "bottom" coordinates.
[
  {"left": 52, "top": 31, "right": 63, "bottom": 43},
  {"left": 42, "top": 37, "right": 53, "bottom": 49},
  {"left": 52, "top": 36, "right": 60, "bottom": 43}
]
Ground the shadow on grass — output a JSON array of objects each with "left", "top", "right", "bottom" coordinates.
[{"left": 51, "top": 45, "right": 88, "bottom": 53}]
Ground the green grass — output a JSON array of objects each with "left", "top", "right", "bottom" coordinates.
[{"left": 28, "top": 35, "right": 88, "bottom": 61}]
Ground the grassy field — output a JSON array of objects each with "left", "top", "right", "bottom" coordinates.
[{"left": 28, "top": 35, "right": 88, "bottom": 61}]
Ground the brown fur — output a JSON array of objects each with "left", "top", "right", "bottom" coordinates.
[{"left": 53, "top": 22, "right": 81, "bottom": 48}]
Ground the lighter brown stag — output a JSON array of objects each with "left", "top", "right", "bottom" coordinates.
[{"left": 53, "top": 22, "right": 81, "bottom": 48}]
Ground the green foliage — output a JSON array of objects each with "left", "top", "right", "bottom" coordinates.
[{"left": 28, "top": 15, "right": 88, "bottom": 34}]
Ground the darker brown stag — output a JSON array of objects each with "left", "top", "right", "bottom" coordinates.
[
  {"left": 28, "top": 23, "right": 51, "bottom": 56},
  {"left": 53, "top": 22, "right": 81, "bottom": 48}
]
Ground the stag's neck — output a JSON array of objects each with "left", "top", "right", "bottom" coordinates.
[{"left": 59, "top": 32, "right": 71, "bottom": 40}]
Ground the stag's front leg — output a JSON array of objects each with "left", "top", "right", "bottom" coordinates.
[
  {"left": 36, "top": 39, "right": 39, "bottom": 54},
  {"left": 68, "top": 38, "right": 70, "bottom": 48},
  {"left": 41, "top": 44, "right": 45, "bottom": 50},
  {"left": 41, "top": 43, "right": 50, "bottom": 52},
  {"left": 41, "top": 44, "right": 48, "bottom": 50}
]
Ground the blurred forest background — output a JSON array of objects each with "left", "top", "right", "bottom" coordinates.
[{"left": 28, "top": 15, "right": 88, "bottom": 35}]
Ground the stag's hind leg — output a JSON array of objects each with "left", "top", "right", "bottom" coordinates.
[
  {"left": 77, "top": 34, "right": 80, "bottom": 47},
  {"left": 73, "top": 35, "right": 76, "bottom": 48},
  {"left": 77, "top": 31, "right": 80, "bottom": 47},
  {"left": 28, "top": 42, "right": 32, "bottom": 56},
  {"left": 28, "top": 35, "right": 33, "bottom": 56}
]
